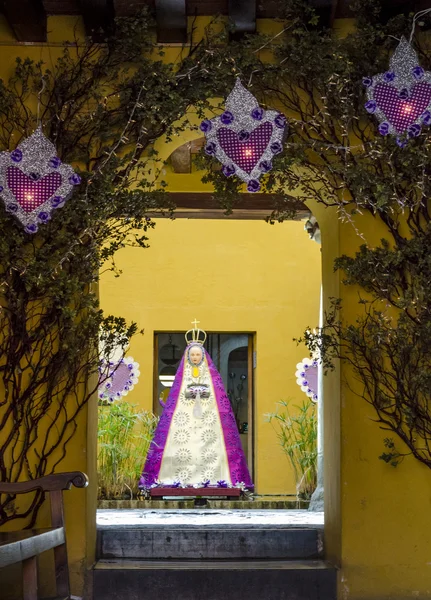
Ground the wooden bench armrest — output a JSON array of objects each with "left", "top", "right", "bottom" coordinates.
[
  {"left": 0, "top": 471, "right": 88, "bottom": 494},
  {"left": 0, "top": 528, "right": 66, "bottom": 568},
  {"left": 0, "top": 472, "right": 88, "bottom": 598}
]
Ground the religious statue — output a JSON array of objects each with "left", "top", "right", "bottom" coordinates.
[{"left": 139, "top": 321, "right": 253, "bottom": 490}]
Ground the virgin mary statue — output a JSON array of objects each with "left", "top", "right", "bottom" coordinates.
[{"left": 139, "top": 325, "right": 253, "bottom": 490}]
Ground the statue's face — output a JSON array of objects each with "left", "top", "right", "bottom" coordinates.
[{"left": 189, "top": 346, "right": 203, "bottom": 365}]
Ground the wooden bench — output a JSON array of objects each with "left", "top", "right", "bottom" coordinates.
[{"left": 0, "top": 471, "right": 89, "bottom": 600}]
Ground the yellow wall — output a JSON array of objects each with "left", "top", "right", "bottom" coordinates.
[
  {"left": 99, "top": 218, "right": 322, "bottom": 495},
  {"left": 336, "top": 211, "right": 431, "bottom": 599},
  {"left": 0, "top": 11, "right": 430, "bottom": 600},
  {"left": 315, "top": 198, "right": 431, "bottom": 599},
  {"left": 0, "top": 15, "right": 98, "bottom": 599}
]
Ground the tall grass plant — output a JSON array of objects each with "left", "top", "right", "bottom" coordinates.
[
  {"left": 98, "top": 401, "right": 158, "bottom": 499},
  {"left": 266, "top": 398, "right": 317, "bottom": 500}
]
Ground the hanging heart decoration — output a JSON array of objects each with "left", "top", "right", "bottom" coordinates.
[
  {"left": 295, "top": 358, "right": 318, "bottom": 403},
  {"left": 98, "top": 356, "right": 140, "bottom": 403},
  {"left": 200, "top": 79, "right": 287, "bottom": 192},
  {"left": 363, "top": 37, "right": 431, "bottom": 146},
  {"left": 0, "top": 126, "right": 81, "bottom": 233}
]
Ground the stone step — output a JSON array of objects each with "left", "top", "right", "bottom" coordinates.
[
  {"left": 97, "top": 526, "right": 322, "bottom": 560},
  {"left": 93, "top": 558, "right": 337, "bottom": 600},
  {"left": 97, "top": 499, "right": 310, "bottom": 510}
]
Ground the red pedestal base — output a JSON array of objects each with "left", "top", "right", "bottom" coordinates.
[{"left": 149, "top": 487, "right": 241, "bottom": 499}]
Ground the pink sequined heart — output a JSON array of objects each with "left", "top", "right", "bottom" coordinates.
[
  {"left": 7, "top": 167, "right": 62, "bottom": 213},
  {"left": 374, "top": 82, "right": 431, "bottom": 133},
  {"left": 217, "top": 121, "right": 273, "bottom": 173}
]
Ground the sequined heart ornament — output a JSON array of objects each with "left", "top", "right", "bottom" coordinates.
[
  {"left": 0, "top": 126, "right": 81, "bottom": 233},
  {"left": 363, "top": 37, "right": 431, "bottom": 146},
  {"left": 200, "top": 79, "right": 287, "bottom": 192},
  {"left": 295, "top": 358, "right": 318, "bottom": 403},
  {"left": 98, "top": 356, "right": 140, "bottom": 403}
]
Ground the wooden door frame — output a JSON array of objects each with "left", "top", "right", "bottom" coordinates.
[
  {"left": 152, "top": 332, "right": 159, "bottom": 415},
  {"left": 247, "top": 334, "right": 255, "bottom": 480}
]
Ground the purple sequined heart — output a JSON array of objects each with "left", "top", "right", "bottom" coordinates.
[
  {"left": 7, "top": 166, "right": 62, "bottom": 213},
  {"left": 303, "top": 364, "right": 318, "bottom": 398},
  {"left": 108, "top": 362, "right": 134, "bottom": 397},
  {"left": 217, "top": 122, "right": 273, "bottom": 174},
  {"left": 374, "top": 82, "right": 431, "bottom": 134}
]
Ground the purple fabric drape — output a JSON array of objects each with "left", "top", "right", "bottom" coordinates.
[
  {"left": 206, "top": 354, "right": 253, "bottom": 489},
  {"left": 139, "top": 346, "right": 253, "bottom": 489},
  {"left": 139, "top": 354, "right": 185, "bottom": 489}
]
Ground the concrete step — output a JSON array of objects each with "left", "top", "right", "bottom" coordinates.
[
  {"left": 97, "top": 526, "right": 323, "bottom": 560},
  {"left": 93, "top": 558, "right": 337, "bottom": 600},
  {"left": 97, "top": 499, "right": 310, "bottom": 510}
]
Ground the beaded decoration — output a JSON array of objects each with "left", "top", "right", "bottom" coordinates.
[
  {"left": 200, "top": 79, "right": 287, "bottom": 192},
  {"left": 0, "top": 126, "right": 81, "bottom": 233},
  {"left": 363, "top": 37, "right": 431, "bottom": 146},
  {"left": 99, "top": 356, "right": 140, "bottom": 402},
  {"left": 295, "top": 358, "right": 318, "bottom": 403}
]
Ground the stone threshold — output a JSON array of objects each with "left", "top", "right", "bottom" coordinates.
[
  {"left": 96, "top": 509, "right": 324, "bottom": 528},
  {"left": 98, "top": 498, "right": 310, "bottom": 510}
]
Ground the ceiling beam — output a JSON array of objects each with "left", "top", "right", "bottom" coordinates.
[
  {"left": 2, "top": 0, "right": 47, "bottom": 42},
  {"left": 187, "top": 0, "right": 228, "bottom": 15},
  {"left": 229, "top": 0, "right": 256, "bottom": 36},
  {"left": 42, "top": 1, "right": 80, "bottom": 14},
  {"left": 155, "top": 0, "right": 186, "bottom": 43},
  {"left": 78, "top": 0, "right": 114, "bottom": 41},
  {"left": 307, "top": 0, "right": 335, "bottom": 27},
  {"left": 256, "top": 1, "right": 281, "bottom": 18},
  {"left": 331, "top": 0, "right": 354, "bottom": 21},
  {"left": 114, "top": 0, "right": 151, "bottom": 17}
]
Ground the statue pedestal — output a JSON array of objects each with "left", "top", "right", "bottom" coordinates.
[
  {"left": 150, "top": 487, "right": 241, "bottom": 500},
  {"left": 309, "top": 483, "right": 324, "bottom": 511}
]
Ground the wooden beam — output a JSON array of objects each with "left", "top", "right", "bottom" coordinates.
[
  {"left": 78, "top": 0, "right": 114, "bottom": 41},
  {"left": 256, "top": 0, "right": 281, "bottom": 18},
  {"left": 2, "top": 0, "right": 47, "bottom": 42},
  {"left": 170, "top": 211, "right": 248, "bottom": 219},
  {"left": 146, "top": 192, "right": 309, "bottom": 220},
  {"left": 42, "top": 0, "right": 80, "bottom": 14},
  {"left": 114, "top": 0, "right": 152, "bottom": 17},
  {"left": 168, "top": 192, "right": 308, "bottom": 212},
  {"left": 155, "top": 0, "right": 186, "bottom": 43},
  {"left": 229, "top": 0, "right": 256, "bottom": 36},
  {"left": 154, "top": 209, "right": 301, "bottom": 220},
  {"left": 187, "top": 0, "right": 228, "bottom": 15},
  {"left": 307, "top": 0, "right": 334, "bottom": 27},
  {"left": 331, "top": 0, "right": 354, "bottom": 20}
]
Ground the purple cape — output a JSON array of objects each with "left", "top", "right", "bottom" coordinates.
[{"left": 139, "top": 348, "right": 253, "bottom": 489}]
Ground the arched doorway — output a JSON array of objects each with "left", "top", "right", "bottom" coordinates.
[{"left": 91, "top": 126, "right": 341, "bottom": 571}]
